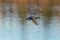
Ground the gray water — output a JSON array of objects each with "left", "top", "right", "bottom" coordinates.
[{"left": 0, "top": 4, "right": 60, "bottom": 40}]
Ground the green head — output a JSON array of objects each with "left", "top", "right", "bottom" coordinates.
[{"left": 36, "top": 17, "right": 40, "bottom": 19}]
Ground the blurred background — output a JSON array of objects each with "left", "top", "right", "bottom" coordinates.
[{"left": 0, "top": 0, "right": 60, "bottom": 40}]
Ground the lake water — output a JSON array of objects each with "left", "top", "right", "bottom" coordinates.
[{"left": 0, "top": 4, "right": 60, "bottom": 40}]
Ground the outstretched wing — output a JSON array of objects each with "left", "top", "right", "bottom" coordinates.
[{"left": 32, "top": 18, "right": 38, "bottom": 25}]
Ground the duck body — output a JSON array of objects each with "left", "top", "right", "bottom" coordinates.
[
  {"left": 26, "top": 16, "right": 33, "bottom": 20},
  {"left": 26, "top": 16, "right": 40, "bottom": 20}
]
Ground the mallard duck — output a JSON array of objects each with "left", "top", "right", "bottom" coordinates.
[{"left": 26, "top": 16, "right": 40, "bottom": 25}]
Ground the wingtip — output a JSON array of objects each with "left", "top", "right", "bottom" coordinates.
[{"left": 35, "top": 23, "right": 38, "bottom": 25}]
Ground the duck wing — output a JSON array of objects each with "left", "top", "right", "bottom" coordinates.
[{"left": 32, "top": 18, "right": 38, "bottom": 25}]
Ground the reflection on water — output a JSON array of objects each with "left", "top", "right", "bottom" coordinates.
[{"left": 0, "top": 3, "right": 60, "bottom": 40}]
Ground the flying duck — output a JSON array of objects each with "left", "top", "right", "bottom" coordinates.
[{"left": 26, "top": 16, "right": 40, "bottom": 25}]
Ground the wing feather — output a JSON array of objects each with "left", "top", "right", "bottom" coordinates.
[{"left": 32, "top": 18, "right": 38, "bottom": 25}]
